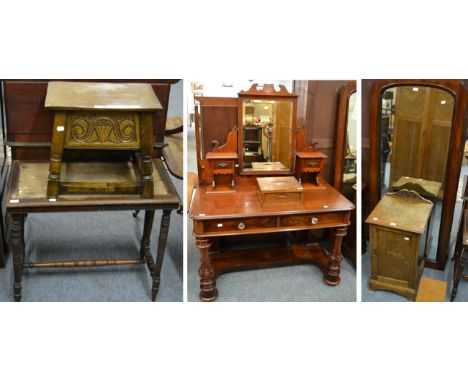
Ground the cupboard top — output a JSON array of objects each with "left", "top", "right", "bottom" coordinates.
[
  {"left": 365, "top": 193, "right": 433, "bottom": 234},
  {"left": 45, "top": 81, "right": 163, "bottom": 111}
]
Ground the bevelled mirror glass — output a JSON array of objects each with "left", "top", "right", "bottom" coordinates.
[
  {"left": 240, "top": 99, "right": 293, "bottom": 172},
  {"left": 379, "top": 85, "right": 455, "bottom": 260},
  {"left": 342, "top": 92, "right": 357, "bottom": 199}
]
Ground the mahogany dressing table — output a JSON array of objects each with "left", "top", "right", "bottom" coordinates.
[{"left": 190, "top": 84, "right": 354, "bottom": 301}]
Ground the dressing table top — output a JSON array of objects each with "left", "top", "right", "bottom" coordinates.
[
  {"left": 190, "top": 182, "right": 354, "bottom": 220},
  {"left": 45, "top": 81, "right": 163, "bottom": 111}
]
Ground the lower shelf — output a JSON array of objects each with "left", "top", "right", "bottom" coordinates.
[{"left": 211, "top": 243, "right": 329, "bottom": 276}]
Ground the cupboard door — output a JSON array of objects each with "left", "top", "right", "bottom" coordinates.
[{"left": 374, "top": 227, "right": 416, "bottom": 284}]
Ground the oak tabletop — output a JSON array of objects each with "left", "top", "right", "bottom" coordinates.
[
  {"left": 365, "top": 193, "right": 433, "bottom": 234},
  {"left": 45, "top": 81, "right": 163, "bottom": 111},
  {"left": 190, "top": 181, "right": 354, "bottom": 220},
  {"left": 6, "top": 159, "right": 180, "bottom": 212}
]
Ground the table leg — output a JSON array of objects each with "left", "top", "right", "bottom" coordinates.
[
  {"left": 141, "top": 210, "right": 155, "bottom": 261},
  {"left": 197, "top": 238, "right": 218, "bottom": 301},
  {"left": 451, "top": 247, "right": 464, "bottom": 302},
  {"left": 324, "top": 227, "right": 347, "bottom": 286},
  {"left": 11, "top": 214, "right": 25, "bottom": 302},
  {"left": 151, "top": 209, "right": 172, "bottom": 302},
  {"left": 46, "top": 112, "right": 66, "bottom": 199}
]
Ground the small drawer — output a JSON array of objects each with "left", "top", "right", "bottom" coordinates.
[
  {"left": 280, "top": 212, "right": 345, "bottom": 228},
  {"left": 212, "top": 159, "right": 234, "bottom": 170},
  {"left": 263, "top": 191, "right": 302, "bottom": 205},
  {"left": 204, "top": 217, "right": 277, "bottom": 233},
  {"left": 302, "top": 158, "right": 323, "bottom": 172}
]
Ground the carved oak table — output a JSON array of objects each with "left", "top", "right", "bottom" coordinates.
[
  {"left": 190, "top": 181, "right": 354, "bottom": 301},
  {"left": 5, "top": 159, "right": 180, "bottom": 302}
]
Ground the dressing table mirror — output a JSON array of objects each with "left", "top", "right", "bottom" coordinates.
[
  {"left": 238, "top": 84, "right": 297, "bottom": 175},
  {"left": 369, "top": 80, "right": 468, "bottom": 270},
  {"left": 191, "top": 83, "right": 354, "bottom": 301}
]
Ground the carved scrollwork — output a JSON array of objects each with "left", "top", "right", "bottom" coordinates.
[
  {"left": 387, "top": 188, "right": 433, "bottom": 204},
  {"left": 68, "top": 113, "right": 138, "bottom": 145}
]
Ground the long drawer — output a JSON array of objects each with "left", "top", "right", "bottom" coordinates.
[
  {"left": 199, "top": 211, "right": 348, "bottom": 235},
  {"left": 280, "top": 212, "right": 346, "bottom": 227},
  {"left": 203, "top": 217, "right": 276, "bottom": 233}
]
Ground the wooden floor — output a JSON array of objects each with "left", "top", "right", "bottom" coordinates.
[{"left": 416, "top": 277, "right": 447, "bottom": 302}]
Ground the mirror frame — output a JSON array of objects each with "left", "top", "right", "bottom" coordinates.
[
  {"left": 237, "top": 84, "right": 298, "bottom": 176},
  {"left": 369, "top": 79, "right": 468, "bottom": 270},
  {"left": 334, "top": 81, "right": 356, "bottom": 192}
]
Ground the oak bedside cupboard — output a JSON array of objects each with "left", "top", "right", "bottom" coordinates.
[{"left": 366, "top": 190, "right": 433, "bottom": 300}]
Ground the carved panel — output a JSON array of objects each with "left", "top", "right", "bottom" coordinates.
[{"left": 64, "top": 111, "right": 141, "bottom": 148}]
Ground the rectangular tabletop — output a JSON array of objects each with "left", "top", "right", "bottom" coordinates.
[
  {"left": 5, "top": 159, "right": 180, "bottom": 213},
  {"left": 45, "top": 81, "right": 163, "bottom": 111},
  {"left": 190, "top": 182, "right": 354, "bottom": 220}
]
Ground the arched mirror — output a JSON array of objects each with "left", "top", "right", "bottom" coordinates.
[
  {"left": 334, "top": 82, "right": 357, "bottom": 198},
  {"left": 369, "top": 80, "right": 468, "bottom": 269},
  {"left": 334, "top": 81, "right": 357, "bottom": 262}
]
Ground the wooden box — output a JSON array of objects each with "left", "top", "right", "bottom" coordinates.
[
  {"left": 366, "top": 191, "right": 433, "bottom": 300},
  {"left": 256, "top": 176, "right": 303, "bottom": 206},
  {"left": 44, "top": 81, "right": 162, "bottom": 199}
]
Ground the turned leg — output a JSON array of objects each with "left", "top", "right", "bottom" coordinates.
[
  {"left": 197, "top": 238, "right": 218, "bottom": 301},
  {"left": 451, "top": 247, "right": 465, "bottom": 302},
  {"left": 140, "top": 113, "right": 154, "bottom": 198},
  {"left": 151, "top": 209, "right": 172, "bottom": 302},
  {"left": 11, "top": 214, "right": 25, "bottom": 302},
  {"left": 140, "top": 210, "right": 155, "bottom": 261},
  {"left": 324, "top": 227, "right": 347, "bottom": 286},
  {"left": 46, "top": 112, "right": 67, "bottom": 199}
]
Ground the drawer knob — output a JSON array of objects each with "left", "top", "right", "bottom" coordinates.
[
  {"left": 218, "top": 162, "right": 228, "bottom": 168},
  {"left": 308, "top": 161, "right": 318, "bottom": 167},
  {"left": 238, "top": 222, "right": 246, "bottom": 230},
  {"left": 311, "top": 217, "right": 319, "bottom": 225}
]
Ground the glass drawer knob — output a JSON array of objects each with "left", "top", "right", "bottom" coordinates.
[
  {"left": 238, "top": 222, "right": 246, "bottom": 230},
  {"left": 311, "top": 217, "right": 319, "bottom": 225}
]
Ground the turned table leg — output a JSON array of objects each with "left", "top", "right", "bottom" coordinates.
[
  {"left": 46, "top": 112, "right": 67, "bottom": 199},
  {"left": 11, "top": 214, "right": 25, "bottom": 302},
  {"left": 141, "top": 209, "right": 172, "bottom": 301},
  {"left": 324, "top": 227, "right": 347, "bottom": 286},
  {"left": 197, "top": 238, "right": 218, "bottom": 301},
  {"left": 151, "top": 209, "right": 171, "bottom": 301},
  {"left": 451, "top": 247, "right": 465, "bottom": 302}
]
